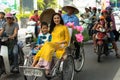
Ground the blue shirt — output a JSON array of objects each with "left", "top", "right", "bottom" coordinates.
[
  {"left": 0, "top": 19, "right": 6, "bottom": 28},
  {"left": 37, "top": 33, "right": 52, "bottom": 45},
  {"left": 62, "top": 14, "right": 79, "bottom": 26}
]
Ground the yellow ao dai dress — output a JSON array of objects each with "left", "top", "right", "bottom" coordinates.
[{"left": 34, "top": 24, "right": 70, "bottom": 69}]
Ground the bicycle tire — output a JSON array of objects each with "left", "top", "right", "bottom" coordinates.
[
  {"left": 62, "top": 55, "right": 74, "bottom": 80},
  {"left": 23, "top": 55, "right": 33, "bottom": 80},
  {"left": 74, "top": 47, "right": 85, "bottom": 72}
]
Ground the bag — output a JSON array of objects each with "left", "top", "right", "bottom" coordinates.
[{"left": 113, "top": 30, "right": 119, "bottom": 41}]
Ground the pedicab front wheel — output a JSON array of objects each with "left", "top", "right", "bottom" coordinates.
[
  {"left": 62, "top": 55, "right": 74, "bottom": 80},
  {"left": 74, "top": 47, "right": 85, "bottom": 72}
]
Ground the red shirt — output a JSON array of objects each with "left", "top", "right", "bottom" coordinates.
[{"left": 30, "top": 15, "right": 40, "bottom": 26}]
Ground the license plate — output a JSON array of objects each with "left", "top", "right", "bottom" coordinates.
[{"left": 19, "top": 66, "right": 44, "bottom": 77}]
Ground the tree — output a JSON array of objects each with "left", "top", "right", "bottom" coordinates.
[
  {"left": 37, "top": 0, "right": 57, "bottom": 10},
  {"left": 47, "top": 0, "right": 57, "bottom": 9},
  {"left": 37, "top": 0, "right": 45, "bottom": 10}
]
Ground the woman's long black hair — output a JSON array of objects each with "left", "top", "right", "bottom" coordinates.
[{"left": 49, "top": 13, "right": 64, "bottom": 33}]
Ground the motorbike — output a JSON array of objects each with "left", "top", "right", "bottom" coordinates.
[
  {"left": 25, "top": 21, "right": 36, "bottom": 45},
  {"left": 95, "top": 27, "right": 112, "bottom": 62},
  {"left": 0, "top": 36, "right": 24, "bottom": 77}
]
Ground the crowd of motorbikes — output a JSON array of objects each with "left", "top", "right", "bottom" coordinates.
[{"left": 80, "top": 14, "right": 120, "bottom": 62}]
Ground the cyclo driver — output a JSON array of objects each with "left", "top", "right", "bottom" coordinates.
[{"left": 0, "top": 13, "right": 19, "bottom": 72}]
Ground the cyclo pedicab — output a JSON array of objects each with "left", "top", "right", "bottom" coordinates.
[{"left": 19, "top": 8, "right": 85, "bottom": 80}]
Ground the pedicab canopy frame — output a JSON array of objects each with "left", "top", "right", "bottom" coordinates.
[{"left": 40, "top": 8, "right": 55, "bottom": 25}]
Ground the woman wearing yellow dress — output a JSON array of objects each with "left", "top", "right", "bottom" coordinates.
[{"left": 32, "top": 13, "right": 70, "bottom": 75}]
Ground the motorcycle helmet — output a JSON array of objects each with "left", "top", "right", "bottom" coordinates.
[
  {"left": 0, "top": 11, "right": 5, "bottom": 16},
  {"left": 101, "top": 10, "right": 108, "bottom": 14},
  {"left": 92, "top": 7, "right": 97, "bottom": 10},
  {"left": 11, "top": 10, "right": 16, "bottom": 15},
  {"left": 106, "top": 6, "right": 112, "bottom": 11},
  {"left": 99, "top": 16, "right": 104, "bottom": 20}
]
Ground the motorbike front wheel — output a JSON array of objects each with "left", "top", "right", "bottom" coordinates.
[{"left": 96, "top": 45, "right": 103, "bottom": 62}]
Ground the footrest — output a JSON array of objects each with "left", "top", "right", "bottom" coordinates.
[{"left": 19, "top": 66, "right": 45, "bottom": 77}]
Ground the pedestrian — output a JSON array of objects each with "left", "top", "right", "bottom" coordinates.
[
  {"left": 62, "top": 4, "right": 80, "bottom": 59},
  {"left": 29, "top": 10, "right": 40, "bottom": 38},
  {"left": 32, "top": 13, "right": 70, "bottom": 77}
]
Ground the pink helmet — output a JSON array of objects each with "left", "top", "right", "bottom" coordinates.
[{"left": 5, "top": 13, "right": 14, "bottom": 18}]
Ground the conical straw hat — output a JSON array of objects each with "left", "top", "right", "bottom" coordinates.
[{"left": 62, "top": 4, "right": 79, "bottom": 14}]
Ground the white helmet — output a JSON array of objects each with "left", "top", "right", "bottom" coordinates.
[{"left": 10, "top": 10, "right": 16, "bottom": 15}]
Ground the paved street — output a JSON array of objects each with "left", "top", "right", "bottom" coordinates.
[
  {"left": 1, "top": 15, "right": 120, "bottom": 80},
  {"left": 1, "top": 42, "right": 120, "bottom": 80}
]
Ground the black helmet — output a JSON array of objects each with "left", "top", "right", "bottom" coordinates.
[{"left": 0, "top": 11, "right": 5, "bottom": 16}]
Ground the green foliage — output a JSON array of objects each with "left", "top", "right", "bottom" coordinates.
[
  {"left": 82, "top": 28, "right": 90, "bottom": 42},
  {"left": 47, "top": 0, "right": 58, "bottom": 9},
  {"left": 4, "top": 8, "right": 11, "bottom": 13},
  {"left": 16, "top": 13, "right": 31, "bottom": 21},
  {"left": 37, "top": 0, "right": 57, "bottom": 9},
  {"left": 33, "top": 38, "right": 38, "bottom": 42},
  {"left": 37, "top": 0, "right": 45, "bottom": 10}
]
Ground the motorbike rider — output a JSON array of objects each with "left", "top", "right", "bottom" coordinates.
[
  {"left": 92, "top": 15, "right": 107, "bottom": 52},
  {"left": 93, "top": 10, "right": 120, "bottom": 58},
  {"left": 83, "top": 7, "right": 91, "bottom": 19},
  {"left": 102, "top": 9, "right": 120, "bottom": 58},
  {"left": 106, "top": 6, "right": 119, "bottom": 41},
  {"left": 29, "top": 10, "right": 40, "bottom": 38},
  {"left": 0, "top": 11, "right": 6, "bottom": 29},
  {"left": 0, "top": 13, "right": 19, "bottom": 72},
  {"left": 88, "top": 7, "right": 98, "bottom": 38}
]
